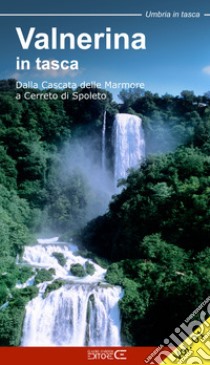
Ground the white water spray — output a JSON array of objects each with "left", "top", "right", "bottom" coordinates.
[
  {"left": 102, "top": 110, "right": 107, "bottom": 171},
  {"left": 113, "top": 113, "right": 145, "bottom": 187},
  {"left": 20, "top": 240, "right": 123, "bottom": 346}
]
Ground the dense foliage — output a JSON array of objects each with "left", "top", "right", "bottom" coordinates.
[
  {"left": 70, "top": 261, "right": 95, "bottom": 277},
  {"left": 34, "top": 268, "right": 55, "bottom": 284},
  {"left": 83, "top": 150, "right": 210, "bottom": 344},
  {"left": 70, "top": 263, "right": 86, "bottom": 277},
  {"left": 83, "top": 147, "right": 210, "bottom": 258},
  {"left": 85, "top": 261, "right": 95, "bottom": 276},
  {"left": 82, "top": 90, "right": 210, "bottom": 345},
  {"left": 83, "top": 153, "right": 210, "bottom": 345},
  {"left": 119, "top": 89, "right": 210, "bottom": 155},
  {"left": 52, "top": 252, "right": 67, "bottom": 267},
  {"left": 0, "top": 81, "right": 114, "bottom": 345},
  {"left": 43, "top": 279, "right": 65, "bottom": 298},
  {"left": 0, "top": 79, "right": 210, "bottom": 345}
]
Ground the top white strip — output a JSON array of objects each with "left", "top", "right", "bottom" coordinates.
[{"left": 0, "top": 13, "right": 143, "bottom": 17}]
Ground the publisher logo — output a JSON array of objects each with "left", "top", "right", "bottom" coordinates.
[{"left": 87, "top": 349, "right": 127, "bottom": 361}]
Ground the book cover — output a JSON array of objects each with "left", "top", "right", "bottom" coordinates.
[{"left": 0, "top": 1, "right": 210, "bottom": 364}]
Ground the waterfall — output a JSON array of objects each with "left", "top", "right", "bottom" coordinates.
[
  {"left": 20, "top": 240, "right": 123, "bottom": 347},
  {"left": 113, "top": 113, "right": 145, "bottom": 187},
  {"left": 21, "top": 284, "right": 122, "bottom": 346},
  {"left": 102, "top": 110, "right": 107, "bottom": 171}
]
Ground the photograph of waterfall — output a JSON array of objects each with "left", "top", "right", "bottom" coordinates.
[{"left": 0, "top": 0, "right": 209, "bottom": 364}]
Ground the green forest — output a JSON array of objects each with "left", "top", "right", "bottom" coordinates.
[{"left": 0, "top": 79, "right": 210, "bottom": 346}]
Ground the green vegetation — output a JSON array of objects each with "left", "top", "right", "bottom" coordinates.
[
  {"left": 34, "top": 268, "right": 55, "bottom": 284},
  {"left": 0, "top": 81, "right": 116, "bottom": 346},
  {"left": 52, "top": 252, "right": 67, "bottom": 267},
  {"left": 83, "top": 148, "right": 210, "bottom": 345},
  {"left": 74, "top": 248, "right": 110, "bottom": 269},
  {"left": 105, "top": 242, "right": 210, "bottom": 345},
  {"left": 0, "top": 286, "right": 38, "bottom": 346},
  {"left": 70, "top": 263, "right": 86, "bottom": 277},
  {"left": 0, "top": 304, "right": 26, "bottom": 346},
  {"left": 84, "top": 147, "right": 210, "bottom": 258},
  {"left": 43, "top": 279, "right": 65, "bottom": 298},
  {"left": 17, "top": 266, "right": 34, "bottom": 284},
  {"left": 70, "top": 261, "right": 95, "bottom": 277},
  {"left": 85, "top": 261, "right": 95, "bottom": 276},
  {"left": 0, "top": 80, "right": 210, "bottom": 346},
  {"left": 82, "top": 90, "right": 210, "bottom": 345}
]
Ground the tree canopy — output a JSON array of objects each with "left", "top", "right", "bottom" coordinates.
[{"left": 0, "top": 80, "right": 210, "bottom": 345}]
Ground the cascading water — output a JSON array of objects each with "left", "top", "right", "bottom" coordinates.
[
  {"left": 20, "top": 238, "right": 123, "bottom": 346},
  {"left": 19, "top": 113, "right": 145, "bottom": 346},
  {"left": 102, "top": 110, "right": 107, "bottom": 171},
  {"left": 113, "top": 113, "right": 145, "bottom": 187}
]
